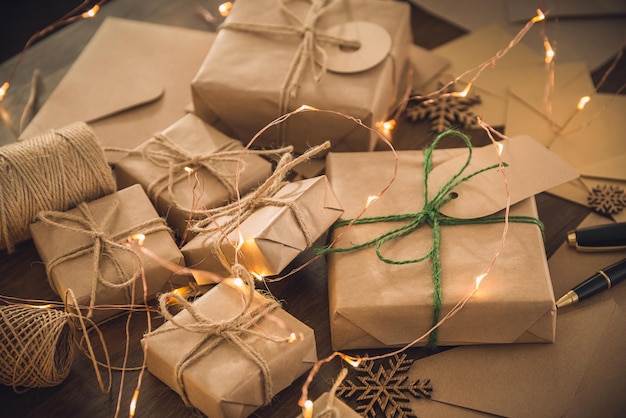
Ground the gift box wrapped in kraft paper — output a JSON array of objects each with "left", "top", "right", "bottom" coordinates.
[
  {"left": 114, "top": 114, "right": 278, "bottom": 238},
  {"left": 191, "top": 0, "right": 412, "bottom": 153},
  {"left": 30, "top": 184, "right": 186, "bottom": 322},
  {"left": 322, "top": 133, "right": 579, "bottom": 350},
  {"left": 143, "top": 280, "right": 317, "bottom": 418},
  {"left": 182, "top": 175, "right": 343, "bottom": 279}
]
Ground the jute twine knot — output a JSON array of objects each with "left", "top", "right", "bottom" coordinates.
[
  {"left": 36, "top": 199, "right": 171, "bottom": 319},
  {"left": 0, "top": 304, "right": 74, "bottom": 392},
  {"left": 150, "top": 265, "right": 284, "bottom": 408},
  {"left": 219, "top": 0, "right": 360, "bottom": 112},
  {"left": 188, "top": 141, "right": 330, "bottom": 273},
  {"left": 0, "top": 122, "right": 115, "bottom": 253}
]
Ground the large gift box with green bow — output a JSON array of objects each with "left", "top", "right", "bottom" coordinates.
[
  {"left": 114, "top": 114, "right": 276, "bottom": 238},
  {"left": 323, "top": 139, "right": 556, "bottom": 350},
  {"left": 143, "top": 280, "right": 317, "bottom": 418},
  {"left": 29, "top": 184, "right": 186, "bottom": 322},
  {"left": 191, "top": 0, "right": 412, "bottom": 153}
]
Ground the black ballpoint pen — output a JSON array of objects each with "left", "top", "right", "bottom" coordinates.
[
  {"left": 556, "top": 257, "right": 626, "bottom": 308},
  {"left": 567, "top": 222, "right": 626, "bottom": 252}
]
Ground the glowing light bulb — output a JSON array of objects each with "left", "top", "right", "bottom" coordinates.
[
  {"left": 532, "top": 9, "right": 545, "bottom": 22},
  {"left": 184, "top": 166, "right": 194, "bottom": 173},
  {"left": 297, "top": 104, "right": 318, "bottom": 112},
  {"left": 496, "top": 142, "right": 504, "bottom": 157},
  {"left": 232, "top": 277, "right": 244, "bottom": 287},
  {"left": 365, "top": 195, "right": 379, "bottom": 208},
  {"left": 219, "top": 2, "right": 233, "bottom": 17},
  {"left": 450, "top": 82, "right": 472, "bottom": 98},
  {"left": 129, "top": 389, "right": 139, "bottom": 417},
  {"left": 287, "top": 332, "right": 298, "bottom": 343},
  {"left": 82, "top": 5, "right": 100, "bottom": 19},
  {"left": 251, "top": 271, "right": 265, "bottom": 282},
  {"left": 475, "top": 273, "right": 487, "bottom": 290},
  {"left": 28, "top": 304, "right": 53, "bottom": 309},
  {"left": 543, "top": 40, "right": 555, "bottom": 64},
  {"left": 236, "top": 228, "right": 244, "bottom": 251},
  {"left": 131, "top": 233, "right": 146, "bottom": 246},
  {"left": 376, "top": 119, "right": 396, "bottom": 138},
  {"left": 303, "top": 399, "right": 314, "bottom": 418},
  {"left": 577, "top": 96, "right": 591, "bottom": 110},
  {"left": 340, "top": 354, "right": 361, "bottom": 367},
  {"left": 0, "top": 82, "right": 9, "bottom": 101}
]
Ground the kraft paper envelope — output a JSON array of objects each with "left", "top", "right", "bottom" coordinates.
[
  {"left": 407, "top": 212, "right": 626, "bottom": 417},
  {"left": 505, "top": 69, "right": 626, "bottom": 221},
  {"left": 425, "top": 24, "right": 543, "bottom": 126},
  {"left": 20, "top": 17, "right": 215, "bottom": 163}
]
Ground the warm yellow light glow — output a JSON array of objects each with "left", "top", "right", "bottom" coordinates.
[
  {"left": 365, "top": 195, "right": 379, "bottom": 208},
  {"left": 303, "top": 399, "right": 314, "bottom": 418},
  {"left": 82, "top": 5, "right": 100, "bottom": 19},
  {"left": 287, "top": 332, "right": 298, "bottom": 343},
  {"left": 184, "top": 166, "right": 194, "bottom": 173},
  {"left": 251, "top": 271, "right": 265, "bottom": 282},
  {"left": 532, "top": 9, "right": 545, "bottom": 22},
  {"left": 129, "top": 389, "right": 139, "bottom": 417},
  {"left": 496, "top": 142, "right": 504, "bottom": 157},
  {"left": 297, "top": 104, "right": 318, "bottom": 112},
  {"left": 218, "top": 2, "right": 233, "bottom": 17},
  {"left": 236, "top": 228, "right": 245, "bottom": 252},
  {"left": 131, "top": 233, "right": 146, "bottom": 246},
  {"left": 232, "top": 277, "right": 244, "bottom": 287},
  {"left": 27, "top": 304, "right": 53, "bottom": 309},
  {"left": 543, "top": 40, "right": 555, "bottom": 64},
  {"left": 376, "top": 119, "right": 396, "bottom": 138},
  {"left": 475, "top": 273, "right": 487, "bottom": 290},
  {"left": 450, "top": 82, "right": 472, "bottom": 98},
  {"left": 577, "top": 95, "right": 591, "bottom": 110},
  {"left": 340, "top": 353, "right": 361, "bottom": 368},
  {"left": 0, "top": 82, "right": 9, "bottom": 101}
]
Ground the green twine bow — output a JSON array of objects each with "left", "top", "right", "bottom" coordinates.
[{"left": 316, "top": 130, "right": 543, "bottom": 348}]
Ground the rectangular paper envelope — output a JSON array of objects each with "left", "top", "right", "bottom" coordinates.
[
  {"left": 407, "top": 212, "right": 626, "bottom": 417},
  {"left": 20, "top": 17, "right": 215, "bottom": 163}
]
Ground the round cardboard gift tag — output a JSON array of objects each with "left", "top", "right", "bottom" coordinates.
[{"left": 321, "top": 21, "right": 392, "bottom": 74}]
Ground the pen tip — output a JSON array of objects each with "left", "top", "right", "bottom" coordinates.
[{"left": 556, "top": 290, "right": 578, "bottom": 309}]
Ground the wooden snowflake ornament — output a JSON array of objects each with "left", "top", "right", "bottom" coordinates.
[
  {"left": 404, "top": 83, "right": 481, "bottom": 134},
  {"left": 588, "top": 184, "right": 626, "bottom": 215},
  {"left": 336, "top": 354, "right": 432, "bottom": 418}
]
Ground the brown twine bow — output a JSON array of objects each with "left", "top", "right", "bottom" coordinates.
[
  {"left": 150, "top": 265, "right": 284, "bottom": 408},
  {"left": 121, "top": 132, "right": 294, "bottom": 216},
  {"left": 188, "top": 141, "right": 330, "bottom": 272},
  {"left": 219, "top": 0, "right": 360, "bottom": 115},
  {"left": 36, "top": 199, "right": 171, "bottom": 319}
]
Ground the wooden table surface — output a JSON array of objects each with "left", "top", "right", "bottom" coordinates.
[{"left": 0, "top": 1, "right": 622, "bottom": 417}]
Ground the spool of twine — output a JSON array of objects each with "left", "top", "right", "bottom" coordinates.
[
  {"left": 0, "top": 304, "right": 74, "bottom": 391},
  {"left": 0, "top": 122, "right": 116, "bottom": 253}
]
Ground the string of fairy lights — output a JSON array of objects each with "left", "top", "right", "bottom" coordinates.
[{"left": 0, "top": 2, "right": 624, "bottom": 418}]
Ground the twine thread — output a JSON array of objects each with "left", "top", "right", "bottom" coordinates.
[
  {"left": 36, "top": 199, "right": 171, "bottom": 319},
  {"left": 149, "top": 265, "right": 284, "bottom": 408},
  {"left": 188, "top": 142, "right": 330, "bottom": 273},
  {"left": 316, "top": 130, "right": 543, "bottom": 348},
  {"left": 0, "top": 122, "right": 115, "bottom": 253}
]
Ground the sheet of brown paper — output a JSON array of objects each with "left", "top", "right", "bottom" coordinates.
[
  {"left": 143, "top": 281, "right": 317, "bottom": 418},
  {"left": 29, "top": 184, "right": 186, "bottom": 322},
  {"left": 407, "top": 212, "right": 626, "bottom": 417},
  {"left": 182, "top": 176, "right": 343, "bottom": 280},
  {"left": 114, "top": 113, "right": 273, "bottom": 237},
  {"left": 20, "top": 17, "right": 215, "bottom": 163},
  {"left": 191, "top": 0, "right": 412, "bottom": 153},
  {"left": 428, "top": 135, "right": 579, "bottom": 219},
  {"left": 326, "top": 150, "right": 556, "bottom": 350}
]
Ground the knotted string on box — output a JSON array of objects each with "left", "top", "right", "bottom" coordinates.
[
  {"left": 149, "top": 265, "right": 285, "bottom": 408},
  {"left": 316, "top": 130, "right": 543, "bottom": 348},
  {"left": 0, "top": 122, "right": 115, "bottom": 253},
  {"left": 36, "top": 199, "right": 172, "bottom": 319},
  {"left": 188, "top": 141, "right": 330, "bottom": 273},
  {"left": 219, "top": 0, "right": 360, "bottom": 140}
]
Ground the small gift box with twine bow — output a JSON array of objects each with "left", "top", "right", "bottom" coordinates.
[
  {"left": 114, "top": 114, "right": 281, "bottom": 238},
  {"left": 322, "top": 132, "right": 556, "bottom": 350},
  {"left": 143, "top": 275, "right": 317, "bottom": 418},
  {"left": 191, "top": 0, "right": 412, "bottom": 153},
  {"left": 30, "top": 184, "right": 186, "bottom": 322},
  {"left": 181, "top": 142, "right": 343, "bottom": 279}
]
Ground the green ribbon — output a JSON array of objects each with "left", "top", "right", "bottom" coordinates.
[{"left": 317, "top": 130, "right": 543, "bottom": 348}]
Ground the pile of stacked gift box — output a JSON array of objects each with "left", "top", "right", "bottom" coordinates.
[{"left": 1, "top": 0, "right": 567, "bottom": 417}]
